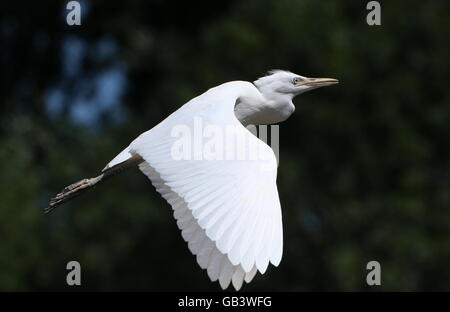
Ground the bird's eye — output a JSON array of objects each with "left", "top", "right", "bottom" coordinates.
[{"left": 292, "top": 77, "right": 302, "bottom": 85}]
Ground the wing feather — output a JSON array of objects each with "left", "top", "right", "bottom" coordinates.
[{"left": 130, "top": 81, "right": 283, "bottom": 290}]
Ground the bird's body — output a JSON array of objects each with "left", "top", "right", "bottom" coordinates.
[
  {"left": 47, "top": 70, "right": 338, "bottom": 290},
  {"left": 105, "top": 81, "right": 265, "bottom": 170}
]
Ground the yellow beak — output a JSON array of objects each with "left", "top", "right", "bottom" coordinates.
[{"left": 301, "top": 77, "right": 339, "bottom": 87}]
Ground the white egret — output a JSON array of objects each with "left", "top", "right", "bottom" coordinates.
[{"left": 46, "top": 70, "right": 338, "bottom": 290}]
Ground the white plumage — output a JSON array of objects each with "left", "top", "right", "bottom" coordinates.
[
  {"left": 108, "top": 81, "right": 283, "bottom": 290},
  {"left": 49, "top": 71, "right": 338, "bottom": 290}
]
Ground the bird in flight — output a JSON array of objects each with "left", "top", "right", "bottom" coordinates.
[{"left": 46, "top": 70, "right": 338, "bottom": 290}]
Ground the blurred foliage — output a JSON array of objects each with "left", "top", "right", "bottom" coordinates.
[{"left": 0, "top": 0, "right": 449, "bottom": 291}]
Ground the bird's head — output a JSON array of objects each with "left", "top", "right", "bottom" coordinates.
[
  {"left": 236, "top": 70, "right": 339, "bottom": 125},
  {"left": 253, "top": 70, "right": 338, "bottom": 99}
]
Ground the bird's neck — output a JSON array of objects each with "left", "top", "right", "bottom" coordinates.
[
  {"left": 266, "top": 92, "right": 294, "bottom": 108},
  {"left": 264, "top": 93, "right": 295, "bottom": 123},
  {"left": 235, "top": 92, "right": 295, "bottom": 126}
]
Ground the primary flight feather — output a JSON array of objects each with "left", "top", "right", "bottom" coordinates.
[{"left": 46, "top": 70, "right": 338, "bottom": 290}]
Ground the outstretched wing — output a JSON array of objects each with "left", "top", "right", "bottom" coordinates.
[{"left": 129, "top": 81, "right": 283, "bottom": 290}]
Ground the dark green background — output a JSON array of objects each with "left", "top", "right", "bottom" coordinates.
[{"left": 1, "top": 0, "right": 449, "bottom": 291}]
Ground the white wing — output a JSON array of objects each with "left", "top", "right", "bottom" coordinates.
[{"left": 108, "top": 81, "right": 283, "bottom": 290}]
